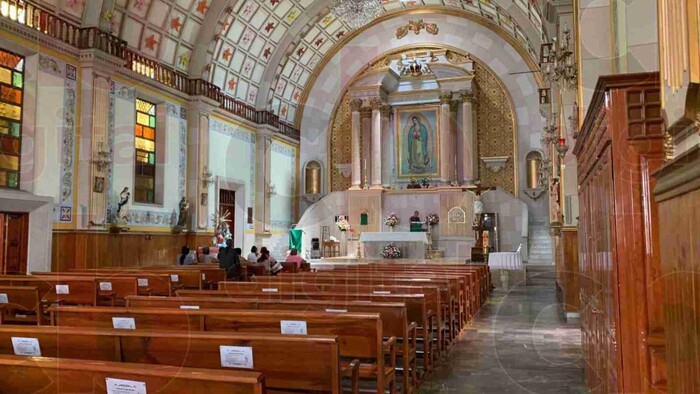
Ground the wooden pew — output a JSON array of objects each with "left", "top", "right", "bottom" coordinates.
[
  {"left": 126, "top": 295, "right": 418, "bottom": 393},
  {"left": 0, "top": 286, "right": 42, "bottom": 325},
  {"left": 177, "top": 289, "right": 436, "bottom": 373},
  {"left": 218, "top": 281, "right": 450, "bottom": 353},
  {"left": 50, "top": 306, "right": 396, "bottom": 394},
  {"left": 0, "top": 354, "right": 265, "bottom": 393},
  {"left": 70, "top": 267, "right": 203, "bottom": 291},
  {"left": 33, "top": 272, "right": 138, "bottom": 307},
  {"left": 0, "top": 325, "right": 357, "bottom": 393},
  {"left": 260, "top": 273, "right": 465, "bottom": 341},
  {"left": 0, "top": 275, "right": 97, "bottom": 306},
  {"left": 57, "top": 270, "right": 173, "bottom": 296}
]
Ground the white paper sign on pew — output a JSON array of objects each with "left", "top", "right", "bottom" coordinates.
[
  {"left": 220, "top": 346, "right": 253, "bottom": 369},
  {"left": 112, "top": 317, "right": 136, "bottom": 330},
  {"left": 280, "top": 320, "right": 307, "bottom": 335},
  {"left": 180, "top": 305, "right": 200, "bottom": 310},
  {"left": 99, "top": 282, "right": 113, "bottom": 291},
  {"left": 137, "top": 278, "right": 149, "bottom": 287},
  {"left": 11, "top": 337, "right": 41, "bottom": 356},
  {"left": 373, "top": 290, "right": 391, "bottom": 295},
  {"left": 106, "top": 378, "right": 147, "bottom": 394},
  {"left": 325, "top": 308, "right": 348, "bottom": 313},
  {"left": 261, "top": 288, "right": 278, "bottom": 293},
  {"left": 201, "top": 273, "right": 206, "bottom": 280},
  {"left": 0, "top": 293, "right": 8, "bottom": 304},
  {"left": 170, "top": 274, "right": 179, "bottom": 282},
  {"left": 55, "top": 285, "right": 70, "bottom": 294}
]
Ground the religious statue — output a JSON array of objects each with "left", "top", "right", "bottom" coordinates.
[
  {"left": 550, "top": 180, "right": 561, "bottom": 222},
  {"left": 473, "top": 194, "right": 484, "bottom": 215},
  {"left": 115, "top": 187, "right": 130, "bottom": 224},
  {"left": 175, "top": 197, "right": 189, "bottom": 228},
  {"left": 212, "top": 210, "right": 232, "bottom": 241},
  {"left": 398, "top": 52, "right": 436, "bottom": 77},
  {"left": 407, "top": 116, "right": 430, "bottom": 172}
]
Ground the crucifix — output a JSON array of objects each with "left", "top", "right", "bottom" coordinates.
[{"left": 463, "top": 181, "right": 496, "bottom": 262}]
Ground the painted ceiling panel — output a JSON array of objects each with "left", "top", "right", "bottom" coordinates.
[{"left": 108, "top": 0, "right": 210, "bottom": 68}]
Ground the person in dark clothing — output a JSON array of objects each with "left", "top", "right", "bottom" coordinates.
[{"left": 217, "top": 239, "right": 241, "bottom": 280}]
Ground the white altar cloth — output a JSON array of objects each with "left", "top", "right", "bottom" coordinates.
[
  {"left": 488, "top": 252, "right": 523, "bottom": 270},
  {"left": 360, "top": 232, "right": 429, "bottom": 259}
]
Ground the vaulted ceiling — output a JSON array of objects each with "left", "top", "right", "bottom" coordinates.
[{"left": 34, "top": 0, "right": 547, "bottom": 124}]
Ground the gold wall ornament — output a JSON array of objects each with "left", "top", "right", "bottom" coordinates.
[
  {"left": 663, "top": 130, "right": 674, "bottom": 162},
  {"left": 396, "top": 19, "right": 439, "bottom": 39},
  {"left": 445, "top": 50, "right": 471, "bottom": 64},
  {"left": 350, "top": 98, "right": 363, "bottom": 112},
  {"left": 447, "top": 207, "right": 467, "bottom": 224}
]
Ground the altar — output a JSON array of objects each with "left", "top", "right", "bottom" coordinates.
[{"left": 360, "top": 232, "right": 429, "bottom": 259}]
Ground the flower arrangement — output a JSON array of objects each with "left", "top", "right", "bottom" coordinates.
[
  {"left": 384, "top": 212, "right": 400, "bottom": 228},
  {"left": 336, "top": 215, "right": 350, "bottom": 232},
  {"left": 381, "top": 243, "right": 402, "bottom": 259},
  {"left": 425, "top": 213, "right": 440, "bottom": 226}
]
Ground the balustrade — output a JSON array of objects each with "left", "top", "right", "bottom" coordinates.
[{"left": 0, "top": 0, "right": 300, "bottom": 140}]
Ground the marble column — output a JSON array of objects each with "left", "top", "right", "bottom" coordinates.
[
  {"left": 460, "top": 90, "right": 476, "bottom": 185},
  {"left": 349, "top": 99, "right": 362, "bottom": 190},
  {"left": 380, "top": 104, "right": 392, "bottom": 187},
  {"left": 370, "top": 97, "right": 383, "bottom": 189},
  {"left": 450, "top": 99, "right": 460, "bottom": 185},
  {"left": 254, "top": 129, "right": 273, "bottom": 234},
  {"left": 439, "top": 92, "right": 452, "bottom": 184},
  {"left": 186, "top": 109, "right": 211, "bottom": 230}
]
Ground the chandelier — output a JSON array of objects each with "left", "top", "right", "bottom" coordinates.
[
  {"left": 540, "top": 28, "right": 577, "bottom": 90},
  {"left": 331, "top": 0, "right": 383, "bottom": 30}
]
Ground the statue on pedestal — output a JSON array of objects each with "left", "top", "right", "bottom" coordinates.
[{"left": 172, "top": 197, "right": 190, "bottom": 233}]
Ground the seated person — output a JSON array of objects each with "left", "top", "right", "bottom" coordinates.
[
  {"left": 246, "top": 246, "right": 259, "bottom": 263},
  {"left": 234, "top": 248, "right": 247, "bottom": 265},
  {"left": 177, "top": 246, "right": 195, "bottom": 265},
  {"left": 254, "top": 247, "right": 282, "bottom": 275},
  {"left": 285, "top": 248, "right": 306, "bottom": 270},
  {"left": 197, "top": 247, "right": 217, "bottom": 264}
]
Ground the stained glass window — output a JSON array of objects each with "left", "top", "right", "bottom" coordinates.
[
  {"left": 134, "top": 98, "right": 156, "bottom": 203},
  {"left": 0, "top": 48, "right": 23, "bottom": 189}
]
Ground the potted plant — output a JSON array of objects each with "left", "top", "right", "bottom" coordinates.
[{"left": 381, "top": 243, "right": 402, "bottom": 259}]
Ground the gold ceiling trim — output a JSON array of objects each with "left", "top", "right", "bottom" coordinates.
[
  {"left": 396, "top": 19, "right": 439, "bottom": 39},
  {"left": 295, "top": 7, "right": 544, "bottom": 129}
]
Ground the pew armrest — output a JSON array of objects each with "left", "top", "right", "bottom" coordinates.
[
  {"left": 408, "top": 321, "right": 418, "bottom": 351},
  {"left": 383, "top": 336, "right": 397, "bottom": 369},
  {"left": 341, "top": 358, "right": 360, "bottom": 394}
]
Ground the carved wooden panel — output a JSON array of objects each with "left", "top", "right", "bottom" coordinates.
[
  {"left": 438, "top": 191, "right": 474, "bottom": 238},
  {"left": 575, "top": 73, "right": 666, "bottom": 394},
  {"left": 347, "top": 191, "right": 382, "bottom": 233}
]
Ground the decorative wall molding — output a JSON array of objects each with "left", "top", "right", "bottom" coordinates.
[
  {"left": 57, "top": 65, "right": 77, "bottom": 223},
  {"left": 116, "top": 86, "right": 135, "bottom": 101},
  {"left": 178, "top": 106, "right": 187, "bottom": 200},
  {"left": 271, "top": 141, "right": 295, "bottom": 157},
  {"left": 396, "top": 19, "right": 439, "bottom": 39},
  {"left": 106, "top": 80, "right": 117, "bottom": 220},
  {"left": 209, "top": 118, "right": 255, "bottom": 143},
  {"left": 447, "top": 206, "right": 466, "bottom": 224},
  {"left": 38, "top": 55, "right": 62, "bottom": 76}
]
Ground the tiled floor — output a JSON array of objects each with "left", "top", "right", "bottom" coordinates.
[{"left": 419, "top": 271, "right": 589, "bottom": 394}]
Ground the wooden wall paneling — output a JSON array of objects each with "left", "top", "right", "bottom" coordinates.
[
  {"left": 560, "top": 228, "right": 579, "bottom": 314},
  {"left": 439, "top": 192, "right": 473, "bottom": 237},
  {"left": 653, "top": 145, "right": 700, "bottom": 393},
  {"left": 52, "top": 232, "right": 194, "bottom": 271},
  {"left": 574, "top": 73, "right": 665, "bottom": 394}
]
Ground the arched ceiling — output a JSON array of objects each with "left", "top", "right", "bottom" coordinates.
[{"left": 33, "top": 0, "right": 546, "bottom": 125}]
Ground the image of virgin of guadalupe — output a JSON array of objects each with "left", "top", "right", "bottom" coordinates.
[{"left": 407, "top": 115, "right": 430, "bottom": 173}]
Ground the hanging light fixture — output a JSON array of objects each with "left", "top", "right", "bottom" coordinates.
[
  {"left": 331, "top": 0, "right": 383, "bottom": 30},
  {"left": 540, "top": 27, "right": 577, "bottom": 90}
]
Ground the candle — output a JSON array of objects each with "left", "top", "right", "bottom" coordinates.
[{"left": 559, "top": 138, "right": 566, "bottom": 146}]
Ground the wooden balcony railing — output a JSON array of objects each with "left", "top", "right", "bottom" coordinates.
[{"left": 0, "top": 0, "right": 300, "bottom": 140}]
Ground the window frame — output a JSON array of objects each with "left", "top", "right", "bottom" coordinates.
[
  {"left": 133, "top": 97, "right": 157, "bottom": 204},
  {"left": 0, "top": 48, "right": 24, "bottom": 190}
]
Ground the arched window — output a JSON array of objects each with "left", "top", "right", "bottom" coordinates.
[
  {"left": 134, "top": 98, "right": 156, "bottom": 203},
  {"left": 0, "top": 49, "right": 23, "bottom": 189}
]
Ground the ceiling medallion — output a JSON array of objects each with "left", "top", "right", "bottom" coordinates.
[
  {"left": 331, "top": 0, "right": 383, "bottom": 30},
  {"left": 396, "top": 19, "right": 439, "bottom": 39}
]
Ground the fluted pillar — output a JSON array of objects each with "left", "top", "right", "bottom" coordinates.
[
  {"left": 380, "top": 104, "right": 391, "bottom": 187},
  {"left": 460, "top": 90, "right": 476, "bottom": 184},
  {"left": 449, "top": 99, "right": 460, "bottom": 184},
  {"left": 370, "top": 97, "right": 383, "bottom": 189},
  {"left": 350, "top": 99, "right": 362, "bottom": 190},
  {"left": 439, "top": 92, "right": 452, "bottom": 184}
]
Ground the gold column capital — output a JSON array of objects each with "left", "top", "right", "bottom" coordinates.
[
  {"left": 439, "top": 92, "right": 453, "bottom": 105},
  {"left": 369, "top": 97, "right": 383, "bottom": 110},
  {"left": 380, "top": 104, "right": 391, "bottom": 117},
  {"left": 459, "top": 89, "right": 475, "bottom": 103},
  {"left": 350, "top": 98, "right": 363, "bottom": 112}
]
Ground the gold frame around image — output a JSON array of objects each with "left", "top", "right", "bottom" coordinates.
[{"left": 395, "top": 104, "right": 440, "bottom": 178}]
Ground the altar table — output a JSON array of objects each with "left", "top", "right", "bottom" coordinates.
[{"left": 360, "top": 232, "right": 429, "bottom": 259}]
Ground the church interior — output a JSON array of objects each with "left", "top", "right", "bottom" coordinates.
[{"left": 0, "top": 0, "right": 696, "bottom": 392}]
